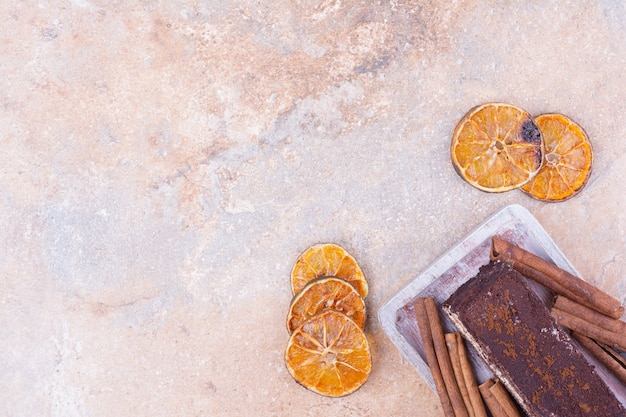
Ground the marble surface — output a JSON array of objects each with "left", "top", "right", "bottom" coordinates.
[{"left": 2, "top": 1, "right": 626, "bottom": 416}]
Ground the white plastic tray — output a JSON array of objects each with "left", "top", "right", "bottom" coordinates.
[{"left": 378, "top": 204, "right": 626, "bottom": 408}]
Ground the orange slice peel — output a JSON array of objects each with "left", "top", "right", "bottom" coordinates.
[
  {"left": 521, "top": 113, "right": 593, "bottom": 202},
  {"left": 284, "top": 310, "right": 372, "bottom": 397},
  {"left": 287, "top": 276, "right": 366, "bottom": 334},
  {"left": 451, "top": 102, "right": 544, "bottom": 192},
  {"left": 291, "top": 243, "right": 368, "bottom": 298}
]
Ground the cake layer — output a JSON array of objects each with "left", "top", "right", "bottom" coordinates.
[{"left": 443, "top": 261, "right": 625, "bottom": 417}]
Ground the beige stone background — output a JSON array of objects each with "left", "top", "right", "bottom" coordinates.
[{"left": 2, "top": 1, "right": 626, "bottom": 416}]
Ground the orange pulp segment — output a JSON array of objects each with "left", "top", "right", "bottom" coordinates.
[
  {"left": 451, "top": 102, "right": 544, "bottom": 192},
  {"left": 291, "top": 243, "right": 368, "bottom": 298},
  {"left": 521, "top": 113, "right": 593, "bottom": 201},
  {"left": 284, "top": 310, "right": 372, "bottom": 397},
  {"left": 287, "top": 277, "right": 366, "bottom": 333}
]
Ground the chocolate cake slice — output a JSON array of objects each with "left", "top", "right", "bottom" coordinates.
[{"left": 443, "top": 261, "right": 626, "bottom": 417}]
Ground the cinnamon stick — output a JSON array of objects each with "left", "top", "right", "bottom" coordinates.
[
  {"left": 478, "top": 379, "right": 521, "bottom": 417},
  {"left": 487, "top": 379, "right": 522, "bottom": 417},
  {"left": 446, "top": 333, "right": 475, "bottom": 417},
  {"left": 508, "top": 262, "right": 579, "bottom": 300},
  {"left": 491, "top": 236, "right": 624, "bottom": 319},
  {"left": 571, "top": 331, "right": 626, "bottom": 385},
  {"left": 553, "top": 295, "right": 626, "bottom": 335},
  {"left": 478, "top": 379, "right": 507, "bottom": 417},
  {"left": 414, "top": 298, "right": 456, "bottom": 417},
  {"left": 597, "top": 343, "right": 626, "bottom": 369},
  {"left": 448, "top": 332, "right": 488, "bottom": 417},
  {"left": 425, "top": 298, "right": 470, "bottom": 417},
  {"left": 551, "top": 307, "right": 626, "bottom": 351}
]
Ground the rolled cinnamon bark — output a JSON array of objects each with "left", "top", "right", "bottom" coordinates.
[
  {"left": 414, "top": 298, "right": 456, "bottom": 417},
  {"left": 479, "top": 379, "right": 522, "bottom": 417},
  {"left": 449, "top": 332, "right": 488, "bottom": 417},
  {"left": 446, "top": 333, "right": 475, "bottom": 417},
  {"left": 478, "top": 379, "right": 507, "bottom": 417},
  {"left": 488, "top": 379, "right": 522, "bottom": 417},
  {"left": 551, "top": 307, "right": 626, "bottom": 351},
  {"left": 571, "top": 332, "right": 626, "bottom": 385},
  {"left": 553, "top": 295, "right": 626, "bottom": 334},
  {"left": 597, "top": 343, "right": 626, "bottom": 368},
  {"left": 425, "top": 298, "right": 470, "bottom": 417},
  {"left": 491, "top": 236, "right": 624, "bottom": 319}
]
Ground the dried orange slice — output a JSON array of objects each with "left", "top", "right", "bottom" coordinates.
[
  {"left": 521, "top": 113, "right": 593, "bottom": 201},
  {"left": 451, "top": 103, "right": 544, "bottom": 192},
  {"left": 287, "top": 277, "right": 366, "bottom": 333},
  {"left": 291, "top": 243, "right": 367, "bottom": 298},
  {"left": 284, "top": 310, "right": 372, "bottom": 397}
]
